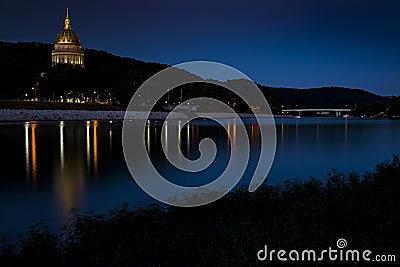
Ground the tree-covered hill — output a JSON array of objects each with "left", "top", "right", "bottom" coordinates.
[
  {"left": 0, "top": 41, "right": 167, "bottom": 102},
  {"left": 261, "top": 86, "right": 383, "bottom": 109},
  {"left": 1, "top": 41, "right": 398, "bottom": 116}
]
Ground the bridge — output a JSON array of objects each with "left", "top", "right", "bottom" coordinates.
[{"left": 282, "top": 108, "right": 352, "bottom": 117}]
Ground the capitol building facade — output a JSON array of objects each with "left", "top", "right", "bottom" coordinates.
[{"left": 52, "top": 8, "right": 84, "bottom": 67}]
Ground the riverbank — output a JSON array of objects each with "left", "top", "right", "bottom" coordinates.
[
  {"left": 1, "top": 156, "right": 399, "bottom": 266},
  {"left": 0, "top": 101, "right": 125, "bottom": 121},
  {"left": 0, "top": 100, "right": 125, "bottom": 111},
  {"left": 0, "top": 109, "right": 125, "bottom": 121},
  {"left": 0, "top": 109, "right": 278, "bottom": 121}
]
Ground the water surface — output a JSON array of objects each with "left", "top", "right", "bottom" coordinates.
[{"left": 1, "top": 118, "right": 399, "bottom": 235}]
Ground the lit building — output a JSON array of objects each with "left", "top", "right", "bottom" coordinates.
[{"left": 52, "top": 8, "right": 84, "bottom": 67}]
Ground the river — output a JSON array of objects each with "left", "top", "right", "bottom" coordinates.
[{"left": 1, "top": 117, "right": 399, "bottom": 236}]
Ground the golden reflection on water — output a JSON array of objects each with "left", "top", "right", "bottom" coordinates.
[
  {"left": 86, "top": 121, "right": 90, "bottom": 170},
  {"left": 60, "top": 122, "right": 65, "bottom": 172},
  {"left": 227, "top": 121, "right": 231, "bottom": 149},
  {"left": 93, "top": 120, "right": 98, "bottom": 178},
  {"left": 54, "top": 122, "right": 85, "bottom": 223},
  {"left": 20, "top": 121, "right": 112, "bottom": 226},
  {"left": 31, "top": 124, "right": 37, "bottom": 186},
  {"left": 232, "top": 119, "right": 237, "bottom": 151}
]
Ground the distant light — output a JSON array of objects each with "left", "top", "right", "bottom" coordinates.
[
  {"left": 24, "top": 121, "right": 30, "bottom": 125},
  {"left": 109, "top": 120, "right": 113, "bottom": 124},
  {"left": 59, "top": 121, "right": 64, "bottom": 125},
  {"left": 86, "top": 121, "right": 90, "bottom": 125}
]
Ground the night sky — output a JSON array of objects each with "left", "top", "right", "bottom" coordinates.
[{"left": 1, "top": 0, "right": 400, "bottom": 95}]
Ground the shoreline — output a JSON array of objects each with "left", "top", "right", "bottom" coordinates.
[
  {"left": 0, "top": 109, "right": 282, "bottom": 122},
  {"left": 0, "top": 109, "right": 388, "bottom": 122},
  {"left": 0, "top": 109, "right": 125, "bottom": 121}
]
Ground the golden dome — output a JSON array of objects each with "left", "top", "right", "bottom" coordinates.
[
  {"left": 52, "top": 8, "right": 84, "bottom": 67},
  {"left": 55, "top": 8, "right": 81, "bottom": 45}
]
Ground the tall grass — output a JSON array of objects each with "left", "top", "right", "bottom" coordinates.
[{"left": 2, "top": 156, "right": 400, "bottom": 266}]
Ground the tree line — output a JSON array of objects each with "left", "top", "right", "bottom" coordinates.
[{"left": 1, "top": 41, "right": 399, "bottom": 117}]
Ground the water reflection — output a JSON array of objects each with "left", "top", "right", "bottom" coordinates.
[
  {"left": 146, "top": 122, "right": 151, "bottom": 155},
  {"left": 250, "top": 122, "right": 260, "bottom": 151},
  {"left": 93, "top": 120, "right": 99, "bottom": 179},
  {"left": 54, "top": 122, "right": 85, "bottom": 223},
  {"left": 60, "top": 122, "right": 65, "bottom": 172},
  {"left": 233, "top": 119, "right": 237, "bottom": 151},
  {"left": 23, "top": 122, "right": 38, "bottom": 187},
  {"left": 86, "top": 121, "right": 91, "bottom": 170},
  {"left": 4, "top": 118, "right": 400, "bottom": 236},
  {"left": 21, "top": 121, "right": 106, "bottom": 225},
  {"left": 109, "top": 128, "right": 113, "bottom": 153},
  {"left": 164, "top": 121, "right": 168, "bottom": 157},
  {"left": 227, "top": 121, "right": 230, "bottom": 149},
  {"left": 226, "top": 119, "right": 238, "bottom": 152},
  {"left": 31, "top": 123, "right": 37, "bottom": 187},
  {"left": 24, "top": 123, "right": 29, "bottom": 182}
]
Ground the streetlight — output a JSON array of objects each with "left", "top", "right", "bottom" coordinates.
[
  {"left": 31, "top": 86, "right": 37, "bottom": 100},
  {"left": 91, "top": 91, "right": 97, "bottom": 103}
]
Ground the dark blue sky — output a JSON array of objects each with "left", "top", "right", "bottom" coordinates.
[{"left": 1, "top": 0, "right": 400, "bottom": 95}]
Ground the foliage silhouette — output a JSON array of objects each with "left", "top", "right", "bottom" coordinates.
[{"left": 1, "top": 156, "right": 400, "bottom": 266}]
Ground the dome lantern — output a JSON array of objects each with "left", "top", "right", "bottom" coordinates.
[{"left": 64, "top": 8, "right": 71, "bottom": 30}]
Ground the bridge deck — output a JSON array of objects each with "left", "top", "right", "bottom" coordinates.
[{"left": 282, "top": 108, "right": 352, "bottom": 112}]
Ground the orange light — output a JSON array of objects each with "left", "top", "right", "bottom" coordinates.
[
  {"left": 31, "top": 124, "right": 37, "bottom": 186},
  {"left": 93, "top": 120, "right": 98, "bottom": 179}
]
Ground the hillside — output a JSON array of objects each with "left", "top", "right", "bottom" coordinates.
[
  {"left": 260, "top": 86, "right": 384, "bottom": 110},
  {"left": 0, "top": 41, "right": 167, "bottom": 101},
  {"left": 1, "top": 41, "right": 397, "bottom": 116}
]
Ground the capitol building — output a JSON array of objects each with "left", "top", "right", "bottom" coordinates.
[{"left": 52, "top": 8, "right": 84, "bottom": 67}]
